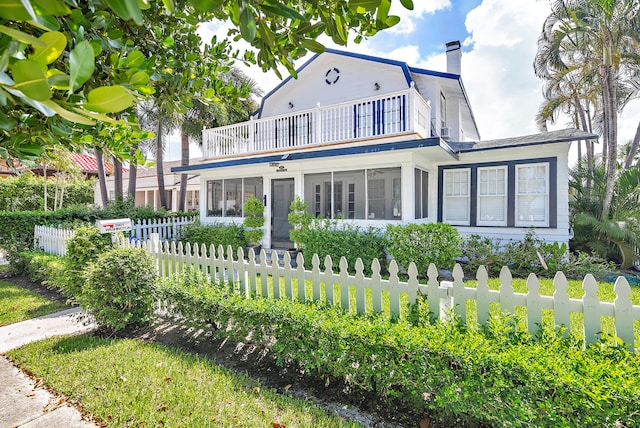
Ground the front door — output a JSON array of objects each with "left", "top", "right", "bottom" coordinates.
[{"left": 271, "top": 178, "right": 295, "bottom": 248}]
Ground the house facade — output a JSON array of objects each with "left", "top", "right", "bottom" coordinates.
[
  {"left": 173, "top": 42, "right": 593, "bottom": 249},
  {"left": 96, "top": 158, "right": 201, "bottom": 212}
]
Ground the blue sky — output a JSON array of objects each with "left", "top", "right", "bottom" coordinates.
[{"left": 166, "top": 0, "right": 639, "bottom": 161}]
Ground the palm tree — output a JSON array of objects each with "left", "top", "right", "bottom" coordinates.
[
  {"left": 570, "top": 159, "right": 640, "bottom": 267},
  {"left": 536, "top": 0, "right": 640, "bottom": 219},
  {"left": 177, "top": 69, "right": 262, "bottom": 212}
]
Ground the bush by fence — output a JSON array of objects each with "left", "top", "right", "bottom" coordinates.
[
  {"left": 177, "top": 221, "right": 246, "bottom": 251},
  {"left": 298, "top": 219, "right": 387, "bottom": 274},
  {"left": 386, "top": 223, "right": 461, "bottom": 273}
]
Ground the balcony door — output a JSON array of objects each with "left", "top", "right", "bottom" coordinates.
[{"left": 271, "top": 178, "right": 295, "bottom": 248}]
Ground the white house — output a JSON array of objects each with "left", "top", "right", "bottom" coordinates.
[
  {"left": 96, "top": 158, "right": 201, "bottom": 212},
  {"left": 173, "top": 42, "right": 594, "bottom": 249}
]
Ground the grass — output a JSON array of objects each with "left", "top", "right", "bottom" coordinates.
[
  {"left": 6, "top": 335, "right": 362, "bottom": 428},
  {"left": 0, "top": 280, "right": 67, "bottom": 326}
]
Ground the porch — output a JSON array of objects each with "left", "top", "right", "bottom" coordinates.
[{"left": 203, "top": 86, "right": 432, "bottom": 159}]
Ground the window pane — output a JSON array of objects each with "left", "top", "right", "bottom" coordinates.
[
  {"left": 243, "top": 177, "right": 263, "bottom": 216},
  {"left": 414, "top": 169, "right": 421, "bottom": 219},
  {"left": 443, "top": 169, "right": 469, "bottom": 224},
  {"left": 207, "top": 180, "right": 223, "bottom": 217},
  {"left": 304, "top": 173, "right": 331, "bottom": 217},
  {"left": 421, "top": 170, "right": 428, "bottom": 218},
  {"left": 225, "top": 178, "right": 242, "bottom": 217},
  {"left": 367, "top": 167, "right": 401, "bottom": 220},
  {"left": 516, "top": 164, "right": 548, "bottom": 225},
  {"left": 478, "top": 167, "right": 506, "bottom": 225},
  {"left": 334, "top": 170, "right": 365, "bottom": 219}
]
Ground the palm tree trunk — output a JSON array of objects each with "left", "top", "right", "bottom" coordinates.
[
  {"left": 178, "top": 126, "right": 189, "bottom": 212},
  {"left": 113, "top": 156, "right": 123, "bottom": 201},
  {"left": 127, "top": 145, "right": 138, "bottom": 201},
  {"left": 42, "top": 163, "right": 48, "bottom": 211},
  {"left": 601, "top": 65, "right": 618, "bottom": 220},
  {"left": 58, "top": 172, "right": 65, "bottom": 209},
  {"left": 574, "top": 95, "right": 593, "bottom": 196},
  {"left": 157, "top": 121, "right": 168, "bottom": 209},
  {"left": 54, "top": 172, "right": 59, "bottom": 210},
  {"left": 623, "top": 121, "right": 640, "bottom": 168},
  {"left": 95, "top": 147, "right": 108, "bottom": 207}
]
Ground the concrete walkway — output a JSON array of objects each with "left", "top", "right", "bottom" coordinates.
[{"left": 0, "top": 308, "right": 97, "bottom": 427}]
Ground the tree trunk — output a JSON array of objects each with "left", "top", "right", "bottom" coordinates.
[
  {"left": 178, "top": 126, "right": 189, "bottom": 212},
  {"left": 157, "top": 121, "right": 168, "bottom": 210},
  {"left": 601, "top": 66, "right": 618, "bottom": 220},
  {"left": 42, "top": 163, "right": 48, "bottom": 211},
  {"left": 128, "top": 145, "right": 138, "bottom": 201},
  {"left": 623, "top": 121, "right": 640, "bottom": 168},
  {"left": 574, "top": 95, "right": 593, "bottom": 196},
  {"left": 95, "top": 147, "right": 108, "bottom": 207},
  {"left": 54, "top": 172, "right": 60, "bottom": 210},
  {"left": 58, "top": 173, "right": 65, "bottom": 209},
  {"left": 113, "top": 156, "right": 123, "bottom": 201}
]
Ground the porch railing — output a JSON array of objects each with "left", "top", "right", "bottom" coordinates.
[{"left": 203, "top": 86, "right": 432, "bottom": 159}]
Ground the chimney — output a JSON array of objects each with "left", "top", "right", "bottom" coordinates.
[{"left": 446, "top": 40, "right": 461, "bottom": 75}]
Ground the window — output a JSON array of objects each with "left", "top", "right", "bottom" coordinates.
[
  {"left": 443, "top": 169, "right": 470, "bottom": 225},
  {"left": 367, "top": 168, "right": 401, "bottom": 220},
  {"left": 478, "top": 166, "right": 507, "bottom": 226},
  {"left": 303, "top": 169, "right": 395, "bottom": 220},
  {"left": 206, "top": 177, "right": 263, "bottom": 217},
  {"left": 516, "top": 163, "right": 548, "bottom": 226},
  {"left": 414, "top": 168, "right": 429, "bottom": 219}
]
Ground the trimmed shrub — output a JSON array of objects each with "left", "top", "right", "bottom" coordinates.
[
  {"left": 82, "top": 247, "right": 157, "bottom": 333},
  {"left": 0, "top": 171, "right": 94, "bottom": 211},
  {"left": 158, "top": 271, "right": 640, "bottom": 427},
  {"left": 8, "top": 251, "right": 66, "bottom": 289},
  {"left": 386, "top": 223, "right": 461, "bottom": 274},
  {"left": 178, "top": 221, "right": 247, "bottom": 252},
  {"left": 64, "top": 227, "right": 112, "bottom": 298},
  {"left": 298, "top": 219, "right": 387, "bottom": 274}
]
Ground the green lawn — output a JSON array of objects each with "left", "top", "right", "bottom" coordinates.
[
  {"left": 6, "top": 336, "right": 362, "bottom": 428},
  {"left": 0, "top": 280, "right": 67, "bottom": 326}
]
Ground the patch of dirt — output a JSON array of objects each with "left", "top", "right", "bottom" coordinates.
[{"left": 3, "top": 273, "right": 424, "bottom": 427}]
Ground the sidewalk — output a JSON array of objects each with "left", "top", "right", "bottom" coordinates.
[{"left": 0, "top": 308, "right": 97, "bottom": 427}]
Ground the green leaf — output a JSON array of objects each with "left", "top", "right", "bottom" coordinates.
[
  {"left": 129, "top": 71, "right": 149, "bottom": 86},
  {"left": 12, "top": 59, "right": 51, "bottom": 101},
  {"left": 399, "top": 0, "right": 414, "bottom": 10},
  {"left": 259, "top": 3, "right": 303, "bottom": 20},
  {"left": 69, "top": 40, "right": 95, "bottom": 92},
  {"left": 385, "top": 15, "right": 400, "bottom": 28},
  {"left": 0, "top": 0, "right": 31, "bottom": 21},
  {"left": 190, "top": 0, "right": 223, "bottom": 12},
  {"left": 29, "top": 31, "right": 66, "bottom": 65},
  {"left": 0, "top": 111, "right": 17, "bottom": 131},
  {"left": 0, "top": 24, "right": 47, "bottom": 46},
  {"left": 104, "top": 0, "right": 143, "bottom": 24},
  {"left": 32, "top": 0, "right": 71, "bottom": 15},
  {"left": 14, "top": 143, "right": 44, "bottom": 159},
  {"left": 376, "top": 0, "right": 391, "bottom": 24},
  {"left": 162, "top": 0, "right": 174, "bottom": 13},
  {"left": 46, "top": 69, "right": 69, "bottom": 90},
  {"left": 334, "top": 13, "right": 348, "bottom": 44},
  {"left": 29, "top": 13, "right": 61, "bottom": 31},
  {"left": 300, "top": 39, "right": 325, "bottom": 54},
  {"left": 84, "top": 86, "right": 134, "bottom": 113},
  {"left": 348, "top": 0, "right": 381, "bottom": 12},
  {"left": 162, "top": 36, "right": 174, "bottom": 47},
  {"left": 40, "top": 100, "right": 95, "bottom": 125},
  {"left": 124, "top": 50, "right": 145, "bottom": 68},
  {"left": 239, "top": 6, "right": 256, "bottom": 42}
]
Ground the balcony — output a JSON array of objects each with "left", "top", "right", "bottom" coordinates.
[{"left": 203, "top": 87, "right": 432, "bottom": 159}]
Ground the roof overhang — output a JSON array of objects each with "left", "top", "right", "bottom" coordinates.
[{"left": 172, "top": 137, "right": 452, "bottom": 173}]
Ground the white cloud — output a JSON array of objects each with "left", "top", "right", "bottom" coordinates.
[
  {"left": 388, "top": 0, "right": 451, "bottom": 34},
  {"left": 460, "top": 0, "right": 551, "bottom": 139}
]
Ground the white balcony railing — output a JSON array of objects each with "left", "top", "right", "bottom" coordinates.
[{"left": 203, "top": 86, "right": 432, "bottom": 159}]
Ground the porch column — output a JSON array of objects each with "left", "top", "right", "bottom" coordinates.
[{"left": 401, "top": 162, "right": 414, "bottom": 221}]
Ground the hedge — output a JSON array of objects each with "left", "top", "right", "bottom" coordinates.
[{"left": 159, "top": 270, "right": 640, "bottom": 427}]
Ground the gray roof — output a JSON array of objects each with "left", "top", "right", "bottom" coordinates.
[{"left": 448, "top": 129, "right": 598, "bottom": 153}]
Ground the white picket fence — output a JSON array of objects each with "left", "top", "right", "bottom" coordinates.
[
  {"left": 123, "top": 238, "right": 640, "bottom": 353},
  {"left": 130, "top": 216, "right": 196, "bottom": 241},
  {"left": 33, "top": 216, "right": 196, "bottom": 256},
  {"left": 34, "top": 225, "right": 76, "bottom": 256}
]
